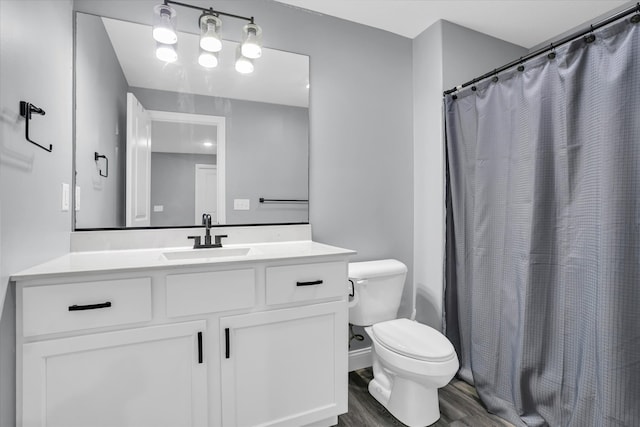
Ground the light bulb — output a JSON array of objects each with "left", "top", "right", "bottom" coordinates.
[
  {"left": 152, "top": 4, "right": 177, "bottom": 44},
  {"left": 198, "top": 50, "right": 218, "bottom": 68},
  {"left": 235, "top": 46, "right": 254, "bottom": 74},
  {"left": 241, "top": 23, "right": 262, "bottom": 59},
  {"left": 156, "top": 43, "right": 177, "bottom": 63},
  {"left": 235, "top": 56, "right": 254, "bottom": 74},
  {"left": 199, "top": 14, "right": 222, "bottom": 52}
]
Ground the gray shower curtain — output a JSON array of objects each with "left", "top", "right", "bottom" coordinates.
[{"left": 444, "top": 18, "right": 640, "bottom": 427}]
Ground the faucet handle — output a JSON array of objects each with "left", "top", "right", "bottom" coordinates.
[
  {"left": 187, "top": 235, "right": 202, "bottom": 248},
  {"left": 214, "top": 234, "right": 228, "bottom": 246}
]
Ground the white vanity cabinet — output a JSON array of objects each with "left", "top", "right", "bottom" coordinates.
[
  {"left": 220, "top": 302, "right": 347, "bottom": 427},
  {"left": 17, "top": 276, "right": 208, "bottom": 427},
  {"left": 22, "top": 322, "right": 208, "bottom": 427},
  {"left": 217, "top": 261, "right": 348, "bottom": 427},
  {"left": 14, "top": 247, "right": 351, "bottom": 427}
]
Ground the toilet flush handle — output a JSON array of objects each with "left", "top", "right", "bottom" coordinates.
[{"left": 347, "top": 278, "right": 366, "bottom": 308}]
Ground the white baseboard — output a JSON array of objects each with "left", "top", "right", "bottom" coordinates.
[{"left": 349, "top": 346, "right": 372, "bottom": 372}]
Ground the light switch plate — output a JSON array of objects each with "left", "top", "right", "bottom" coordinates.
[
  {"left": 234, "top": 199, "right": 250, "bottom": 210},
  {"left": 153, "top": 205, "right": 164, "bottom": 212},
  {"left": 61, "top": 183, "right": 70, "bottom": 212}
]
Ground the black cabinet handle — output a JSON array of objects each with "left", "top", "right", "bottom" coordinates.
[
  {"left": 68, "top": 301, "right": 112, "bottom": 311},
  {"left": 197, "top": 332, "right": 203, "bottom": 364},
  {"left": 296, "top": 280, "right": 323, "bottom": 287},
  {"left": 225, "top": 328, "right": 230, "bottom": 359}
]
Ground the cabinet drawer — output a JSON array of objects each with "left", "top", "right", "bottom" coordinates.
[
  {"left": 265, "top": 262, "right": 347, "bottom": 305},
  {"left": 166, "top": 269, "right": 255, "bottom": 317},
  {"left": 22, "top": 278, "right": 151, "bottom": 337}
]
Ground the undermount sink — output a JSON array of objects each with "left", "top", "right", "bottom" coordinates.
[{"left": 163, "top": 247, "right": 252, "bottom": 260}]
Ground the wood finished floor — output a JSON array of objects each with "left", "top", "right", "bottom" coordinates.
[{"left": 337, "top": 368, "right": 514, "bottom": 427}]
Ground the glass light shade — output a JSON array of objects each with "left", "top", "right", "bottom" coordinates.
[
  {"left": 199, "top": 14, "right": 222, "bottom": 52},
  {"left": 152, "top": 4, "right": 177, "bottom": 44},
  {"left": 235, "top": 47, "right": 254, "bottom": 74},
  {"left": 156, "top": 43, "right": 178, "bottom": 63},
  {"left": 198, "top": 50, "right": 219, "bottom": 68},
  {"left": 241, "top": 23, "right": 262, "bottom": 59}
]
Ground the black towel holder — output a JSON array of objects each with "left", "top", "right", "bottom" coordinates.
[
  {"left": 259, "top": 198, "right": 309, "bottom": 204},
  {"left": 94, "top": 152, "right": 108, "bottom": 177},
  {"left": 19, "top": 101, "right": 52, "bottom": 152}
]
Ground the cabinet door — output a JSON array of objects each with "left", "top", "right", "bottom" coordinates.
[
  {"left": 220, "top": 301, "right": 348, "bottom": 427},
  {"left": 22, "top": 321, "right": 207, "bottom": 427}
]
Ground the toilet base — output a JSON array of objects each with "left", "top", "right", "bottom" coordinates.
[{"left": 369, "top": 374, "right": 440, "bottom": 427}]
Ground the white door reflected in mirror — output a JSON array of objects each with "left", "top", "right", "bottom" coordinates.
[
  {"left": 126, "top": 92, "right": 151, "bottom": 227},
  {"left": 195, "top": 164, "right": 217, "bottom": 225}
]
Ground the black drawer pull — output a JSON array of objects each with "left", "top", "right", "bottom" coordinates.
[
  {"left": 197, "top": 332, "right": 203, "bottom": 364},
  {"left": 296, "top": 280, "right": 323, "bottom": 287},
  {"left": 68, "top": 301, "right": 112, "bottom": 311},
  {"left": 225, "top": 328, "right": 230, "bottom": 359}
]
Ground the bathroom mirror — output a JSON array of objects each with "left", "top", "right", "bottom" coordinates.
[{"left": 74, "top": 12, "right": 309, "bottom": 229}]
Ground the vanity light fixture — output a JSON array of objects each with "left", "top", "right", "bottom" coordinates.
[
  {"left": 152, "top": 4, "right": 178, "bottom": 45},
  {"left": 200, "top": 14, "right": 222, "bottom": 52},
  {"left": 152, "top": 1, "right": 262, "bottom": 73},
  {"left": 240, "top": 23, "right": 262, "bottom": 59}
]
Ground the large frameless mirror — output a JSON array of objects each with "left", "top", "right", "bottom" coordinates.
[{"left": 74, "top": 12, "right": 310, "bottom": 229}]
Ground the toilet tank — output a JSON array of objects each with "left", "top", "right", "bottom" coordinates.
[{"left": 348, "top": 259, "right": 407, "bottom": 326}]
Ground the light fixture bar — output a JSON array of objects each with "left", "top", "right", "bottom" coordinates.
[{"left": 164, "top": 0, "right": 255, "bottom": 24}]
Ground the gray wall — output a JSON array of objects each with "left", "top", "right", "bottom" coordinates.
[
  {"left": 75, "top": 12, "right": 129, "bottom": 228},
  {"left": 441, "top": 21, "right": 528, "bottom": 90},
  {"left": 412, "top": 21, "right": 445, "bottom": 328},
  {"left": 0, "top": 1, "right": 73, "bottom": 425},
  {"left": 412, "top": 20, "right": 527, "bottom": 330},
  {"left": 131, "top": 86, "right": 310, "bottom": 225},
  {"left": 150, "top": 152, "right": 216, "bottom": 226}
]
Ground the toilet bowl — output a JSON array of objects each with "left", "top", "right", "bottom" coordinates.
[{"left": 349, "top": 260, "right": 459, "bottom": 427}]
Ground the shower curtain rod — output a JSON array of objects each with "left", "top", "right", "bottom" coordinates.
[{"left": 443, "top": 2, "right": 640, "bottom": 96}]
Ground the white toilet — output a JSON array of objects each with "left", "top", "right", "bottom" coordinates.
[{"left": 348, "top": 259, "right": 459, "bottom": 427}]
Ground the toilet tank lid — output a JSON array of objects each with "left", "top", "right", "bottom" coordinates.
[
  {"left": 348, "top": 259, "right": 407, "bottom": 280},
  {"left": 372, "top": 318, "right": 456, "bottom": 362}
]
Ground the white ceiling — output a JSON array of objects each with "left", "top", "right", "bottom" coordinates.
[
  {"left": 102, "top": 17, "right": 309, "bottom": 108},
  {"left": 274, "top": 1, "right": 630, "bottom": 48}
]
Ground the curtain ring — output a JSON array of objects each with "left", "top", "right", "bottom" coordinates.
[
  {"left": 547, "top": 43, "right": 556, "bottom": 60},
  {"left": 517, "top": 57, "right": 525, "bottom": 72},
  {"left": 584, "top": 25, "right": 596, "bottom": 43},
  {"left": 631, "top": 3, "right": 640, "bottom": 23},
  {"left": 492, "top": 69, "right": 499, "bottom": 83}
]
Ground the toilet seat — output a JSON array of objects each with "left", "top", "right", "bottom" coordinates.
[{"left": 372, "top": 319, "right": 455, "bottom": 362}]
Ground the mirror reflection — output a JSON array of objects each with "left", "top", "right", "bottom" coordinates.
[{"left": 74, "top": 13, "right": 310, "bottom": 229}]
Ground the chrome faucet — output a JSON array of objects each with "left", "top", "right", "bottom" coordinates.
[{"left": 187, "top": 214, "right": 227, "bottom": 249}]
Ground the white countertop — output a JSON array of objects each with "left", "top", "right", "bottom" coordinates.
[{"left": 11, "top": 241, "right": 356, "bottom": 281}]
